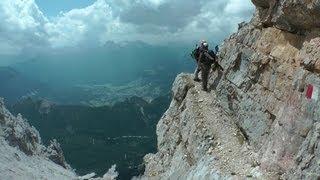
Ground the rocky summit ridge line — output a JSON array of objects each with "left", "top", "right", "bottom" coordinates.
[{"left": 141, "top": 0, "right": 320, "bottom": 179}]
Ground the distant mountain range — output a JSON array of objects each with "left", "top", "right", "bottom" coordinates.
[
  {"left": 1, "top": 42, "right": 194, "bottom": 105},
  {"left": 13, "top": 42, "right": 193, "bottom": 87},
  {"left": 1, "top": 63, "right": 173, "bottom": 179},
  {"left": 1, "top": 41, "right": 194, "bottom": 179}
]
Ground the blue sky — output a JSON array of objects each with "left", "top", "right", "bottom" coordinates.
[
  {"left": 35, "top": 0, "right": 96, "bottom": 16},
  {"left": 0, "top": 0, "right": 254, "bottom": 60}
]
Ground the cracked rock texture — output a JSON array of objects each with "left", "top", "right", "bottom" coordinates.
[
  {"left": 0, "top": 98, "right": 118, "bottom": 180},
  {"left": 0, "top": 98, "right": 76, "bottom": 179},
  {"left": 142, "top": 1, "right": 320, "bottom": 179},
  {"left": 253, "top": 0, "right": 320, "bottom": 32}
]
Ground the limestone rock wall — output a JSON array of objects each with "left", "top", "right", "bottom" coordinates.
[
  {"left": 143, "top": 1, "right": 320, "bottom": 179},
  {"left": 215, "top": 10, "right": 320, "bottom": 179},
  {"left": 253, "top": 0, "right": 320, "bottom": 32}
]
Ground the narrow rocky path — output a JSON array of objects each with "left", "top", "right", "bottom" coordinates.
[
  {"left": 187, "top": 78, "right": 279, "bottom": 179},
  {"left": 189, "top": 79, "right": 260, "bottom": 178},
  {"left": 143, "top": 74, "right": 279, "bottom": 179}
]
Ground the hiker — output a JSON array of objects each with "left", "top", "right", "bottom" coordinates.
[
  {"left": 191, "top": 40, "right": 217, "bottom": 91},
  {"left": 192, "top": 40, "right": 206, "bottom": 82},
  {"left": 198, "top": 42, "right": 216, "bottom": 91}
]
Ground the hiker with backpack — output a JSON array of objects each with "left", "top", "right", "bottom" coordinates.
[
  {"left": 192, "top": 40, "right": 206, "bottom": 82},
  {"left": 191, "top": 40, "right": 216, "bottom": 91}
]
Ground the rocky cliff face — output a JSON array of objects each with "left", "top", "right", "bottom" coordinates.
[
  {"left": 0, "top": 98, "right": 118, "bottom": 180},
  {"left": 253, "top": 0, "right": 320, "bottom": 33},
  {"left": 142, "top": 1, "right": 320, "bottom": 179},
  {"left": 0, "top": 98, "right": 76, "bottom": 179}
]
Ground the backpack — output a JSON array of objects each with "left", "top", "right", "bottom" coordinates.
[
  {"left": 200, "top": 50, "right": 216, "bottom": 65},
  {"left": 208, "top": 50, "right": 216, "bottom": 63},
  {"left": 208, "top": 50, "right": 223, "bottom": 70},
  {"left": 215, "top": 45, "right": 219, "bottom": 54},
  {"left": 190, "top": 47, "right": 200, "bottom": 61}
]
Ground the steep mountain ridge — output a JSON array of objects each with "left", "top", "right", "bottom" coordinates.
[
  {"left": 142, "top": 1, "right": 320, "bottom": 179},
  {"left": 0, "top": 98, "right": 118, "bottom": 179},
  {"left": 0, "top": 98, "right": 76, "bottom": 179}
]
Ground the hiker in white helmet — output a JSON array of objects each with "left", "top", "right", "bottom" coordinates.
[
  {"left": 191, "top": 40, "right": 216, "bottom": 91},
  {"left": 193, "top": 40, "right": 207, "bottom": 82},
  {"left": 197, "top": 41, "right": 215, "bottom": 91}
]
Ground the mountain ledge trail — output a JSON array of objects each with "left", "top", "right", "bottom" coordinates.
[
  {"left": 141, "top": 0, "right": 320, "bottom": 179},
  {"left": 141, "top": 74, "right": 276, "bottom": 179},
  {"left": 141, "top": 74, "right": 278, "bottom": 179}
]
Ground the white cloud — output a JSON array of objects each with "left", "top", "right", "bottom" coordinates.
[
  {"left": 0, "top": 0, "right": 49, "bottom": 55},
  {"left": 144, "top": 0, "right": 167, "bottom": 7},
  {"left": 0, "top": 0, "right": 255, "bottom": 56},
  {"left": 45, "top": 0, "right": 118, "bottom": 48},
  {"left": 224, "top": 0, "right": 253, "bottom": 15}
]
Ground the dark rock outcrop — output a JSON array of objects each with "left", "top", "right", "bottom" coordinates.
[{"left": 45, "top": 139, "right": 71, "bottom": 169}]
